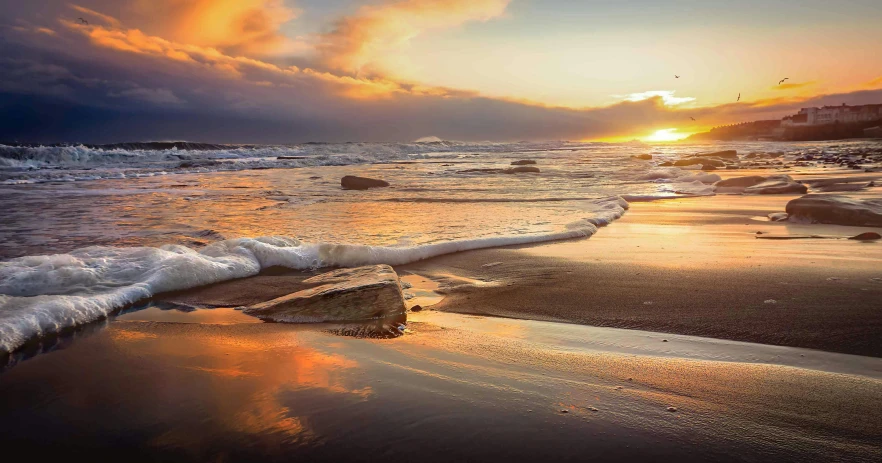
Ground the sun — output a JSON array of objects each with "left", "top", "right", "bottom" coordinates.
[{"left": 643, "top": 128, "right": 690, "bottom": 142}]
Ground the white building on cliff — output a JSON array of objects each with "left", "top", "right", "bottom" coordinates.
[{"left": 782, "top": 103, "right": 882, "bottom": 126}]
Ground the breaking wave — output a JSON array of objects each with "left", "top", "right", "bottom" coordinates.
[{"left": 0, "top": 197, "right": 628, "bottom": 353}]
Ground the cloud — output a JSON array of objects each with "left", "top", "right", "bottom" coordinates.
[
  {"left": 866, "top": 76, "right": 882, "bottom": 89},
  {"left": 108, "top": 86, "right": 184, "bottom": 105},
  {"left": 2, "top": 3, "right": 881, "bottom": 144},
  {"left": 126, "top": 0, "right": 300, "bottom": 57},
  {"left": 69, "top": 4, "right": 122, "bottom": 28},
  {"left": 772, "top": 81, "right": 816, "bottom": 91},
  {"left": 316, "top": 0, "right": 510, "bottom": 75},
  {"left": 619, "top": 90, "right": 695, "bottom": 106}
]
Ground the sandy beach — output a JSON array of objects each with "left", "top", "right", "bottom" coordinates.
[
  {"left": 401, "top": 186, "right": 882, "bottom": 356},
  {"left": 3, "top": 145, "right": 882, "bottom": 461}
]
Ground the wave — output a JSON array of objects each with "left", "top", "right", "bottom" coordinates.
[
  {"left": 0, "top": 197, "right": 629, "bottom": 353},
  {"left": 0, "top": 140, "right": 624, "bottom": 184}
]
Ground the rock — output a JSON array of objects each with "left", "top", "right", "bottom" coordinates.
[
  {"left": 714, "top": 175, "right": 768, "bottom": 194},
  {"left": 768, "top": 212, "right": 789, "bottom": 222},
  {"left": 560, "top": 409, "right": 569, "bottom": 414},
  {"left": 659, "top": 161, "right": 674, "bottom": 167},
  {"left": 785, "top": 195, "right": 882, "bottom": 227},
  {"left": 744, "top": 175, "right": 808, "bottom": 195},
  {"left": 277, "top": 156, "right": 306, "bottom": 160},
  {"left": 715, "top": 176, "right": 768, "bottom": 188},
  {"left": 410, "top": 304, "right": 424, "bottom": 312},
  {"left": 667, "top": 407, "right": 678, "bottom": 412},
  {"left": 699, "top": 150, "right": 738, "bottom": 159},
  {"left": 341, "top": 175, "right": 390, "bottom": 190},
  {"left": 849, "top": 232, "right": 881, "bottom": 241},
  {"left": 674, "top": 158, "right": 726, "bottom": 168},
  {"left": 243, "top": 265, "right": 407, "bottom": 323},
  {"left": 701, "top": 165, "right": 717, "bottom": 171},
  {"left": 814, "top": 182, "right": 871, "bottom": 193},
  {"left": 511, "top": 160, "right": 538, "bottom": 165},
  {"left": 503, "top": 166, "right": 541, "bottom": 174},
  {"left": 631, "top": 154, "right": 652, "bottom": 160}
]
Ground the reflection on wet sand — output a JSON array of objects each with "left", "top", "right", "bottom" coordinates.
[{"left": 1, "top": 312, "right": 881, "bottom": 461}]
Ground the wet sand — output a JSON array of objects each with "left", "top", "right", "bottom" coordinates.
[
  {"left": 1, "top": 310, "right": 880, "bottom": 462},
  {"left": 401, "top": 189, "right": 882, "bottom": 357}
]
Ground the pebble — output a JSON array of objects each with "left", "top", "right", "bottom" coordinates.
[
  {"left": 667, "top": 407, "right": 678, "bottom": 412},
  {"left": 662, "top": 339, "right": 668, "bottom": 342},
  {"left": 560, "top": 409, "right": 569, "bottom": 414},
  {"left": 764, "top": 299, "right": 777, "bottom": 304}
]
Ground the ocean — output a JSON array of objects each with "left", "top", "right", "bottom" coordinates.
[{"left": 0, "top": 138, "right": 878, "bottom": 353}]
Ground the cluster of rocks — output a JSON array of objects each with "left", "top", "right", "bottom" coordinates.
[
  {"left": 794, "top": 147, "right": 882, "bottom": 171},
  {"left": 634, "top": 146, "right": 882, "bottom": 173}
]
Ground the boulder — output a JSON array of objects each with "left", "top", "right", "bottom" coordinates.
[
  {"left": 744, "top": 175, "right": 808, "bottom": 195},
  {"left": 785, "top": 195, "right": 882, "bottom": 227},
  {"left": 631, "top": 154, "right": 652, "bottom": 160},
  {"left": 341, "top": 175, "right": 390, "bottom": 190},
  {"left": 849, "top": 232, "right": 881, "bottom": 241},
  {"left": 243, "top": 265, "right": 407, "bottom": 323},
  {"left": 503, "top": 166, "right": 541, "bottom": 174},
  {"left": 511, "top": 160, "right": 538, "bottom": 165},
  {"left": 674, "top": 158, "right": 726, "bottom": 168}
]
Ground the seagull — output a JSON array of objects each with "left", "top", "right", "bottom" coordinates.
[
  {"left": 690, "top": 117, "right": 696, "bottom": 121},
  {"left": 778, "top": 77, "right": 789, "bottom": 85},
  {"left": 77, "top": 17, "right": 88, "bottom": 25},
  {"left": 737, "top": 93, "right": 741, "bottom": 102},
  {"left": 675, "top": 75, "right": 680, "bottom": 79}
]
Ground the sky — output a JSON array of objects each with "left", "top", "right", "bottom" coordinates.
[{"left": 1, "top": 0, "right": 881, "bottom": 143}]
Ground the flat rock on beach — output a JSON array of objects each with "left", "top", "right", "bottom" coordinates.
[{"left": 243, "top": 264, "right": 408, "bottom": 323}]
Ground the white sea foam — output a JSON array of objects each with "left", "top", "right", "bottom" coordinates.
[{"left": 0, "top": 197, "right": 628, "bottom": 353}]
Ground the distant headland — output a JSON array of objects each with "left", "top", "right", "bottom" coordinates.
[{"left": 689, "top": 103, "right": 882, "bottom": 141}]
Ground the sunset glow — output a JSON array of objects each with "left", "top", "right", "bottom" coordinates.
[
  {"left": 643, "top": 128, "right": 691, "bottom": 142},
  {"left": 1, "top": 1, "right": 881, "bottom": 142}
]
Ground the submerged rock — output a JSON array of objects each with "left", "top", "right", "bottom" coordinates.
[
  {"left": 744, "top": 175, "right": 807, "bottom": 195},
  {"left": 511, "top": 160, "right": 538, "bottom": 165},
  {"left": 243, "top": 265, "right": 407, "bottom": 323},
  {"left": 674, "top": 158, "right": 726, "bottom": 168},
  {"left": 785, "top": 195, "right": 882, "bottom": 227},
  {"left": 631, "top": 154, "right": 652, "bottom": 160},
  {"left": 341, "top": 175, "right": 390, "bottom": 190},
  {"left": 503, "top": 166, "right": 541, "bottom": 174},
  {"left": 694, "top": 150, "right": 738, "bottom": 159}
]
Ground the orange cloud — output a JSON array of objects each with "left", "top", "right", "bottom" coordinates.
[
  {"left": 128, "top": 0, "right": 300, "bottom": 57},
  {"left": 772, "top": 81, "right": 816, "bottom": 91},
  {"left": 60, "top": 16, "right": 474, "bottom": 102},
  {"left": 317, "top": 0, "right": 510, "bottom": 75},
  {"left": 69, "top": 4, "right": 122, "bottom": 28},
  {"left": 866, "top": 76, "right": 882, "bottom": 89}
]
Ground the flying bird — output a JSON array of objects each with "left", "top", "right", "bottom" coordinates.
[
  {"left": 737, "top": 93, "right": 741, "bottom": 102},
  {"left": 778, "top": 78, "right": 789, "bottom": 85},
  {"left": 77, "top": 17, "right": 88, "bottom": 25},
  {"left": 675, "top": 75, "right": 680, "bottom": 79},
  {"left": 690, "top": 117, "right": 696, "bottom": 121}
]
